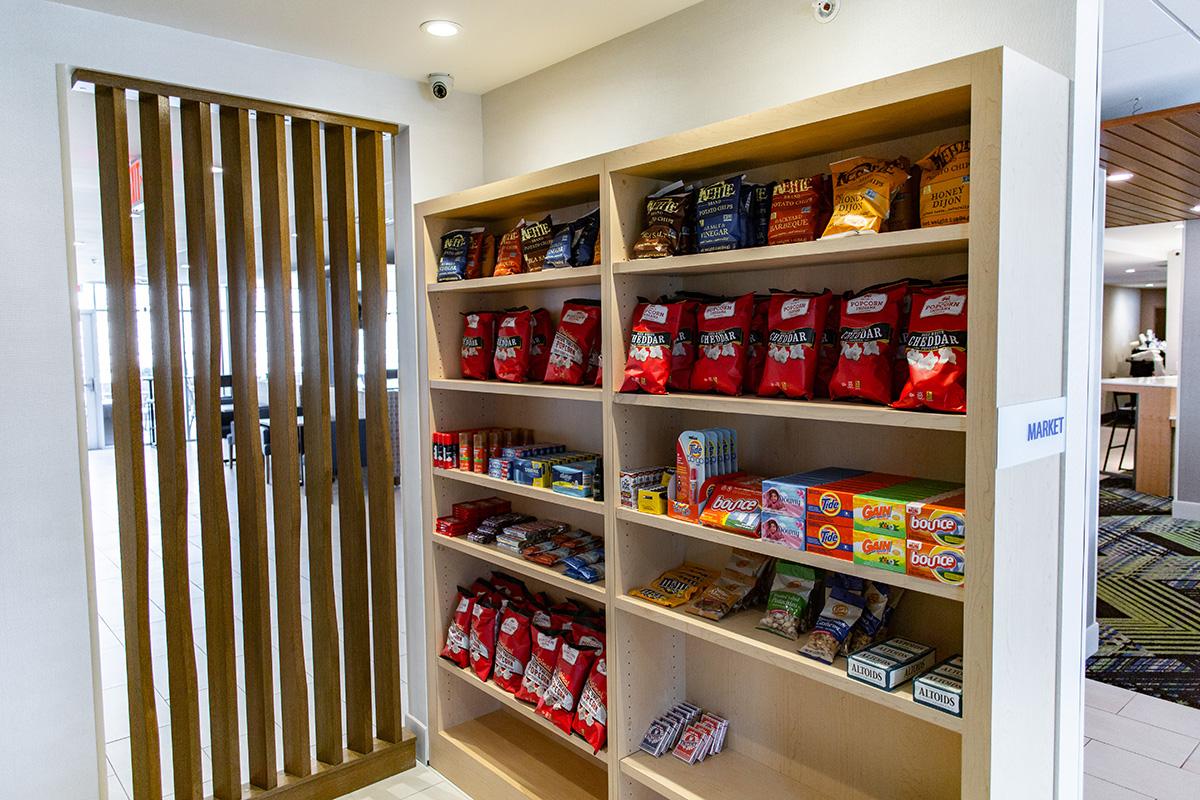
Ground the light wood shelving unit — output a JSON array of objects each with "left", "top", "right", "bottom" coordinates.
[{"left": 419, "top": 49, "right": 1071, "bottom": 799}]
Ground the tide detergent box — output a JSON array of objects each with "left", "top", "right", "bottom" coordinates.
[
  {"left": 762, "top": 468, "right": 866, "bottom": 519},
  {"left": 906, "top": 540, "right": 966, "bottom": 586},
  {"left": 853, "top": 479, "right": 962, "bottom": 572},
  {"left": 907, "top": 491, "right": 967, "bottom": 548},
  {"left": 806, "top": 474, "right": 908, "bottom": 560}
]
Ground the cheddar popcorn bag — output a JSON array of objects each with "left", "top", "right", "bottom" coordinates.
[
  {"left": 829, "top": 281, "right": 908, "bottom": 405},
  {"left": 893, "top": 285, "right": 968, "bottom": 413},
  {"left": 690, "top": 294, "right": 754, "bottom": 396},
  {"left": 494, "top": 308, "right": 533, "bottom": 383},
  {"left": 460, "top": 311, "right": 496, "bottom": 380},
  {"left": 758, "top": 290, "right": 832, "bottom": 399},
  {"left": 620, "top": 299, "right": 685, "bottom": 394}
]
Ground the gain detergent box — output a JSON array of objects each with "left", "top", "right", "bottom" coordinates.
[
  {"left": 805, "top": 473, "right": 908, "bottom": 560},
  {"left": 853, "top": 479, "right": 963, "bottom": 573}
]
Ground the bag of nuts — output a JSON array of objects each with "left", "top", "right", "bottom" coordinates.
[{"left": 756, "top": 562, "right": 820, "bottom": 639}]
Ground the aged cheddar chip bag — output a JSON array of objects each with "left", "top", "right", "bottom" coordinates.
[
  {"left": 633, "top": 181, "right": 687, "bottom": 259},
  {"left": 439, "top": 587, "right": 475, "bottom": 668},
  {"left": 743, "top": 295, "right": 770, "bottom": 394},
  {"left": 572, "top": 656, "right": 608, "bottom": 753},
  {"left": 437, "top": 227, "right": 484, "bottom": 282},
  {"left": 494, "top": 308, "right": 533, "bottom": 383},
  {"left": 544, "top": 299, "right": 601, "bottom": 385},
  {"left": 768, "top": 175, "right": 828, "bottom": 245},
  {"left": 620, "top": 300, "right": 684, "bottom": 394},
  {"left": 758, "top": 290, "right": 832, "bottom": 399},
  {"left": 814, "top": 295, "right": 842, "bottom": 398},
  {"left": 521, "top": 215, "right": 555, "bottom": 273},
  {"left": 690, "top": 294, "right": 754, "bottom": 395},
  {"left": 894, "top": 285, "right": 968, "bottom": 413},
  {"left": 493, "top": 606, "right": 532, "bottom": 694},
  {"left": 918, "top": 141, "right": 971, "bottom": 227},
  {"left": 535, "top": 643, "right": 598, "bottom": 733},
  {"left": 667, "top": 297, "right": 701, "bottom": 392},
  {"left": 697, "top": 175, "right": 749, "bottom": 253},
  {"left": 515, "top": 626, "right": 565, "bottom": 704},
  {"left": 460, "top": 311, "right": 496, "bottom": 380},
  {"left": 830, "top": 281, "right": 908, "bottom": 405},
  {"left": 468, "top": 600, "right": 500, "bottom": 681},
  {"left": 823, "top": 157, "right": 910, "bottom": 237},
  {"left": 528, "top": 308, "right": 555, "bottom": 382},
  {"left": 494, "top": 221, "right": 526, "bottom": 277}
]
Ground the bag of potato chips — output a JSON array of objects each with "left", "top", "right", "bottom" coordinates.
[
  {"left": 823, "top": 157, "right": 910, "bottom": 237},
  {"left": 917, "top": 141, "right": 971, "bottom": 227}
]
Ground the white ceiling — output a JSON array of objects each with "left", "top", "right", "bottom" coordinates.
[
  {"left": 53, "top": 0, "right": 705, "bottom": 95},
  {"left": 1102, "top": 0, "right": 1200, "bottom": 119},
  {"left": 1103, "top": 220, "right": 1181, "bottom": 287}
]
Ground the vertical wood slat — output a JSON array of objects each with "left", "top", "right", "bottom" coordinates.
[
  {"left": 356, "top": 129, "right": 402, "bottom": 743},
  {"left": 291, "top": 118, "right": 344, "bottom": 766},
  {"left": 180, "top": 99, "right": 242, "bottom": 800},
  {"left": 219, "top": 105, "right": 278, "bottom": 790},
  {"left": 139, "top": 92, "right": 204, "bottom": 800},
  {"left": 325, "top": 123, "right": 374, "bottom": 754},
  {"left": 94, "top": 83, "right": 163, "bottom": 800},
  {"left": 257, "top": 111, "right": 312, "bottom": 778}
]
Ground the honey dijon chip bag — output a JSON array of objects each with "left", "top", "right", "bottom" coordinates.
[
  {"left": 917, "top": 141, "right": 971, "bottom": 227},
  {"left": 823, "top": 157, "right": 910, "bottom": 237}
]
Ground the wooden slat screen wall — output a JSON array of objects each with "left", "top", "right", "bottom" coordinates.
[{"left": 85, "top": 70, "right": 414, "bottom": 800}]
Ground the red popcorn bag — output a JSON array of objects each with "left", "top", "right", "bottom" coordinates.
[
  {"left": 489, "top": 571, "right": 530, "bottom": 603},
  {"left": 743, "top": 295, "right": 771, "bottom": 394},
  {"left": 690, "top": 294, "right": 754, "bottom": 395},
  {"left": 585, "top": 338, "right": 602, "bottom": 386},
  {"left": 493, "top": 606, "right": 533, "bottom": 694},
  {"left": 529, "top": 308, "right": 555, "bottom": 382},
  {"left": 829, "top": 281, "right": 908, "bottom": 405},
  {"left": 893, "top": 284, "right": 968, "bottom": 413},
  {"left": 570, "top": 616, "right": 607, "bottom": 655},
  {"left": 891, "top": 281, "right": 931, "bottom": 400},
  {"left": 620, "top": 300, "right": 684, "bottom": 394},
  {"left": 460, "top": 311, "right": 496, "bottom": 380},
  {"left": 515, "top": 626, "right": 565, "bottom": 704},
  {"left": 544, "top": 299, "right": 602, "bottom": 385},
  {"left": 534, "top": 642, "right": 599, "bottom": 733},
  {"left": 758, "top": 290, "right": 832, "bottom": 399},
  {"left": 439, "top": 587, "right": 475, "bottom": 669},
  {"left": 494, "top": 308, "right": 533, "bottom": 383},
  {"left": 572, "top": 657, "right": 609, "bottom": 753},
  {"left": 468, "top": 600, "right": 500, "bottom": 682},
  {"left": 667, "top": 298, "right": 700, "bottom": 392},
  {"left": 814, "top": 294, "right": 842, "bottom": 398}
]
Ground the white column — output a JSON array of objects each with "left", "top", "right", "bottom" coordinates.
[
  {"left": 1167, "top": 247, "right": 1184, "bottom": 374},
  {"left": 1174, "top": 220, "right": 1200, "bottom": 517}
]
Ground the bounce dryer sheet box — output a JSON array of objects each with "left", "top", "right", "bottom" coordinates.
[
  {"left": 907, "top": 491, "right": 967, "bottom": 548},
  {"left": 852, "top": 479, "right": 962, "bottom": 539},
  {"left": 846, "top": 637, "right": 936, "bottom": 691},
  {"left": 906, "top": 540, "right": 966, "bottom": 586},
  {"left": 913, "top": 655, "right": 964, "bottom": 717},
  {"left": 762, "top": 468, "right": 867, "bottom": 519}
]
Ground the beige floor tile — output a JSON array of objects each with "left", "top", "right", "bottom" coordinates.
[
  {"left": 1121, "top": 692, "right": 1200, "bottom": 740},
  {"left": 1087, "top": 679, "right": 1137, "bottom": 714},
  {"left": 1084, "top": 773, "right": 1153, "bottom": 800},
  {"left": 1087, "top": 705, "right": 1200, "bottom": 767},
  {"left": 375, "top": 763, "right": 446, "bottom": 799},
  {"left": 1086, "top": 740, "right": 1200, "bottom": 800},
  {"left": 1183, "top": 744, "right": 1200, "bottom": 776},
  {"left": 412, "top": 780, "right": 473, "bottom": 800}
]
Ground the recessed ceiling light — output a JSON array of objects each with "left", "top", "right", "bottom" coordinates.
[
  {"left": 421, "top": 20, "right": 461, "bottom": 37},
  {"left": 1177, "top": 224, "right": 1186, "bottom": 229},
  {"left": 212, "top": 166, "right": 223, "bottom": 174},
  {"left": 1106, "top": 172, "right": 1134, "bottom": 182},
  {"left": 1146, "top": 283, "right": 1154, "bottom": 288},
  {"left": 1125, "top": 268, "right": 1136, "bottom": 273},
  {"left": 1193, "top": 204, "right": 1200, "bottom": 212}
]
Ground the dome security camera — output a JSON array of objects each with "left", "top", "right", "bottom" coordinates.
[{"left": 428, "top": 73, "right": 453, "bottom": 100}]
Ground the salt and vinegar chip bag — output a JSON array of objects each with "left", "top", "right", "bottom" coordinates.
[
  {"left": 460, "top": 311, "right": 496, "bottom": 380},
  {"left": 437, "top": 227, "right": 484, "bottom": 282},
  {"left": 494, "top": 309, "right": 534, "bottom": 383},
  {"left": 823, "top": 157, "right": 910, "bottom": 237},
  {"left": 521, "top": 215, "right": 555, "bottom": 273},
  {"left": 690, "top": 294, "right": 754, "bottom": 395},
  {"left": 620, "top": 300, "right": 684, "bottom": 395},
  {"left": 632, "top": 181, "right": 687, "bottom": 259},
  {"left": 768, "top": 175, "right": 829, "bottom": 245},
  {"left": 535, "top": 642, "right": 598, "bottom": 733},
  {"left": 573, "top": 209, "right": 600, "bottom": 266},
  {"left": 528, "top": 308, "right": 555, "bottom": 382},
  {"left": 494, "top": 221, "right": 526, "bottom": 277},
  {"left": 493, "top": 606, "right": 533, "bottom": 694},
  {"left": 696, "top": 175, "right": 749, "bottom": 253},
  {"left": 439, "top": 587, "right": 475, "bottom": 668},
  {"left": 542, "top": 222, "right": 575, "bottom": 269},
  {"left": 894, "top": 285, "right": 968, "bottom": 413},
  {"left": 917, "top": 141, "right": 971, "bottom": 227},
  {"left": 813, "top": 295, "right": 842, "bottom": 398},
  {"left": 572, "top": 656, "right": 608, "bottom": 753},
  {"left": 743, "top": 295, "right": 771, "bottom": 394},
  {"left": 829, "top": 281, "right": 908, "bottom": 405},
  {"left": 758, "top": 290, "right": 832, "bottom": 399},
  {"left": 544, "top": 299, "right": 602, "bottom": 385}
]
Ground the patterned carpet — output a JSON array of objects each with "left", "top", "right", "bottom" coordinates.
[{"left": 1087, "top": 477, "right": 1200, "bottom": 708}]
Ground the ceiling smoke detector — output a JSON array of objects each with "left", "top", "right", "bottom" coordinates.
[{"left": 813, "top": 0, "right": 840, "bottom": 23}]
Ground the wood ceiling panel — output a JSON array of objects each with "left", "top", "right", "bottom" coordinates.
[{"left": 1101, "top": 103, "right": 1200, "bottom": 227}]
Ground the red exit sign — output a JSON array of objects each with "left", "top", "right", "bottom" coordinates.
[{"left": 129, "top": 159, "right": 142, "bottom": 208}]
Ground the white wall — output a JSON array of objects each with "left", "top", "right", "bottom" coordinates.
[
  {"left": 480, "top": 0, "right": 1078, "bottom": 182},
  {"left": 0, "top": 1, "right": 483, "bottom": 795},
  {"left": 1175, "top": 220, "right": 1200, "bottom": 518},
  {"left": 1102, "top": 285, "right": 1143, "bottom": 378}
]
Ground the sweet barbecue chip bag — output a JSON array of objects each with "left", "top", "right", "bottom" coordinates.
[
  {"left": 893, "top": 285, "right": 968, "bottom": 413},
  {"left": 823, "top": 157, "right": 910, "bottom": 237},
  {"left": 829, "top": 281, "right": 908, "bottom": 405},
  {"left": 620, "top": 300, "right": 684, "bottom": 394},
  {"left": 917, "top": 141, "right": 971, "bottom": 227},
  {"left": 768, "top": 175, "right": 829, "bottom": 245},
  {"left": 758, "top": 290, "right": 832, "bottom": 399},
  {"left": 690, "top": 294, "right": 754, "bottom": 395},
  {"left": 494, "top": 308, "right": 534, "bottom": 383},
  {"left": 544, "top": 299, "right": 602, "bottom": 385},
  {"left": 460, "top": 311, "right": 496, "bottom": 380}
]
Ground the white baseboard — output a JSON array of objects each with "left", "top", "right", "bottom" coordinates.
[
  {"left": 405, "top": 714, "right": 429, "bottom": 763},
  {"left": 1173, "top": 499, "right": 1200, "bottom": 520},
  {"left": 1086, "top": 623, "right": 1100, "bottom": 658}
]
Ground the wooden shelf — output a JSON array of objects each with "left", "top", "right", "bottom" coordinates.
[
  {"left": 616, "top": 507, "right": 964, "bottom": 602},
  {"left": 433, "top": 533, "right": 607, "bottom": 605},
  {"left": 613, "top": 391, "right": 967, "bottom": 432},
  {"left": 433, "top": 467, "right": 605, "bottom": 515},
  {"left": 611, "top": 225, "right": 967, "bottom": 277},
  {"left": 431, "top": 378, "right": 604, "bottom": 402},
  {"left": 615, "top": 596, "right": 963, "bottom": 733},
  {"left": 437, "top": 709, "right": 608, "bottom": 800},
  {"left": 438, "top": 660, "right": 608, "bottom": 767},
  {"left": 427, "top": 264, "right": 601, "bottom": 294},
  {"left": 622, "top": 749, "right": 834, "bottom": 800}
]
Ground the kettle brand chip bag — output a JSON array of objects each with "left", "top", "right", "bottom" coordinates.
[
  {"left": 894, "top": 285, "right": 968, "bottom": 413},
  {"left": 572, "top": 657, "right": 608, "bottom": 753},
  {"left": 439, "top": 587, "right": 475, "bottom": 668},
  {"left": 460, "top": 311, "right": 496, "bottom": 380},
  {"left": 478, "top": 234, "right": 497, "bottom": 278},
  {"left": 494, "top": 221, "right": 526, "bottom": 277},
  {"left": 830, "top": 282, "right": 908, "bottom": 405},
  {"left": 768, "top": 175, "right": 830, "bottom": 245},
  {"left": 748, "top": 182, "right": 774, "bottom": 248},
  {"left": 528, "top": 308, "right": 555, "bottom": 382},
  {"left": 917, "top": 141, "right": 971, "bottom": 227},
  {"left": 521, "top": 215, "right": 555, "bottom": 273},
  {"left": 437, "top": 227, "right": 484, "bottom": 282},
  {"left": 573, "top": 209, "right": 600, "bottom": 266},
  {"left": 493, "top": 606, "right": 533, "bottom": 694},
  {"left": 743, "top": 295, "right": 771, "bottom": 394},
  {"left": 758, "top": 290, "right": 832, "bottom": 399},
  {"left": 697, "top": 175, "right": 749, "bottom": 253},
  {"left": 543, "top": 223, "right": 575, "bottom": 270},
  {"left": 544, "top": 299, "right": 602, "bottom": 385},
  {"left": 690, "top": 294, "right": 754, "bottom": 395},
  {"left": 633, "top": 181, "right": 687, "bottom": 259},
  {"left": 494, "top": 308, "right": 533, "bottom": 383},
  {"left": 667, "top": 298, "right": 700, "bottom": 392},
  {"left": 824, "top": 157, "right": 910, "bottom": 237},
  {"left": 620, "top": 300, "right": 684, "bottom": 394}
]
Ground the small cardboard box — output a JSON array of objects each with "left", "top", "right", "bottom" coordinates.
[
  {"left": 762, "top": 468, "right": 867, "bottom": 518},
  {"left": 853, "top": 479, "right": 963, "bottom": 539},
  {"left": 907, "top": 491, "right": 967, "bottom": 548},
  {"left": 913, "top": 655, "right": 964, "bottom": 717},
  {"left": 852, "top": 529, "right": 906, "bottom": 572},
  {"left": 847, "top": 637, "right": 936, "bottom": 691},
  {"left": 552, "top": 461, "right": 595, "bottom": 498},
  {"left": 760, "top": 511, "right": 805, "bottom": 550},
  {"left": 805, "top": 519, "right": 853, "bottom": 560},
  {"left": 806, "top": 473, "right": 910, "bottom": 522},
  {"left": 620, "top": 466, "right": 668, "bottom": 509},
  {"left": 906, "top": 540, "right": 966, "bottom": 586}
]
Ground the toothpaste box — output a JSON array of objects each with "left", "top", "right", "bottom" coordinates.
[
  {"left": 907, "top": 491, "right": 967, "bottom": 548},
  {"left": 913, "top": 655, "right": 964, "bottom": 717},
  {"left": 847, "top": 637, "right": 936, "bottom": 691},
  {"left": 853, "top": 479, "right": 963, "bottom": 539},
  {"left": 760, "top": 511, "right": 806, "bottom": 550},
  {"left": 906, "top": 540, "right": 966, "bottom": 586},
  {"left": 762, "top": 468, "right": 867, "bottom": 519}
]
